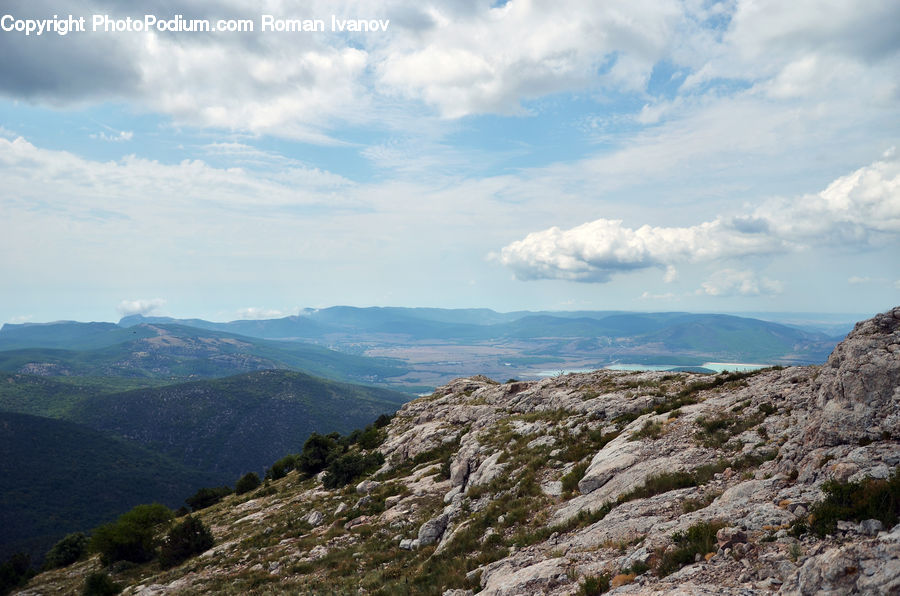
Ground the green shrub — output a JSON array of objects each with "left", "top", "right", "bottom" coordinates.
[
  {"left": 373, "top": 413, "right": 393, "bottom": 428},
  {"left": 298, "top": 433, "right": 341, "bottom": 476},
  {"left": 89, "top": 504, "right": 173, "bottom": 565},
  {"left": 356, "top": 426, "right": 386, "bottom": 450},
  {"left": 807, "top": 468, "right": 900, "bottom": 537},
  {"left": 322, "top": 452, "right": 385, "bottom": 489},
  {"left": 82, "top": 572, "right": 120, "bottom": 596},
  {"left": 0, "top": 552, "right": 34, "bottom": 596},
  {"left": 562, "top": 462, "right": 589, "bottom": 494},
  {"left": 158, "top": 516, "right": 214, "bottom": 569},
  {"left": 656, "top": 520, "right": 725, "bottom": 577},
  {"left": 235, "top": 472, "right": 262, "bottom": 495},
  {"left": 43, "top": 532, "right": 88, "bottom": 570},
  {"left": 185, "top": 486, "right": 232, "bottom": 511},
  {"left": 580, "top": 573, "right": 610, "bottom": 595},
  {"left": 266, "top": 454, "right": 298, "bottom": 480},
  {"left": 630, "top": 420, "right": 663, "bottom": 441}
]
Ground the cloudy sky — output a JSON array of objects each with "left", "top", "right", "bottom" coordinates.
[{"left": 1, "top": 0, "right": 898, "bottom": 324}]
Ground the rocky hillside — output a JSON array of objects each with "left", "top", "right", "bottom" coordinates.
[{"left": 18, "top": 308, "right": 900, "bottom": 595}]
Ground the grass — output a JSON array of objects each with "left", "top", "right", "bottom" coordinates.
[
  {"left": 656, "top": 520, "right": 726, "bottom": 577},
  {"left": 630, "top": 419, "right": 663, "bottom": 441},
  {"left": 579, "top": 573, "right": 611, "bottom": 595},
  {"left": 800, "top": 467, "right": 900, "bottom": 537},
  {"left": 561, "top": 462, "right": 590, "bottom": 494}
]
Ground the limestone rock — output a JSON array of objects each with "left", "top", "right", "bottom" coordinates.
[{"left": 418, "top": 513, "right": 450, "bottom": 546}]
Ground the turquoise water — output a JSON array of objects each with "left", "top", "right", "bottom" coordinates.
[
  {"left": 605, "top": 362, "right": 771, "bottom": 373},
  {"left": 533, "top": 362, "right": 772, "bottom": 377}
]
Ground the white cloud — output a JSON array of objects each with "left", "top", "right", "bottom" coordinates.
[
  {"left": 235, "top": 307, "right": 293, "bottom": 320},
  {"left": 753, "top": 154, "right": 900, "bottom": 242},
  {"left": 378, "top": 0, "right": 683, "bottom": 117},
  {"left": 699, "top": 269, "right": 783, "bottom": 297},
  {"left": 848, "top": 276, "right": 889, "bottom": 285},
  {"left": 498, "top": 154, "right": 900, "bottom": 283},
  {"left": 639, "top": 291, "right": 675, "bottom": 300},
  {"left": 498, "top": 217, "right": 785, "bottom": 283},
  {"left": 117, "top": 298, "right": 166, "bottom": 316},
  {"left": 7, "top": 315, "right": 33, "bottom": 324},
  {"left": 92, "top": 130, "right": 133, "bottom": 142}
]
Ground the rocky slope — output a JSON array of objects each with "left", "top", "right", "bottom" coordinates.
[{"left": 18, "top": 308, "right": 900, "bottom": 595}]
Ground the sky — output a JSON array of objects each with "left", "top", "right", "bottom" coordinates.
[{"left": 1, "top": 0, "right": 898, "bottom": 324}]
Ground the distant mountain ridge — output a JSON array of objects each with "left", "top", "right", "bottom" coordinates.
[
  {"left": 0, "top": 307, "right": 851, "bottom": 391},
  {"left": 0, "top": 322, "right": 408, "bottom": 384}
]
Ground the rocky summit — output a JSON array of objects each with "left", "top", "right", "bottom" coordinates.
[{"left": 18, "top": 308, "right": 900, "bottom": 595}]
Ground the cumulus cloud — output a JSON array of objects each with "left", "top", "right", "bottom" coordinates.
[
  {"left": 498, "top": 154, "right": 900, "bottom": 283},
  {"left": 379, "top": 0, "right": 682, "bottom": 117},
  {"left": 699, "top": 269, "right": 783, "bottom": 297},
  {"left": 498, "top": 217, "right": 785, "bottom": 282},
  {"left": 117, "top": 298, "right": 166, "bottom": 316}
]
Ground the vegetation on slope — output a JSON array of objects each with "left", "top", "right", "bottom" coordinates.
[{"left": 0, "top": 411, "right": 218, "bottom": 565}]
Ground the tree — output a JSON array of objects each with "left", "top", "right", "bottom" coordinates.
[
  {"left": 82, "top": 572, "right": 119, "bottom": 596},
  {"left": 44, "top": 532, "right": 88, "bottom": 570},
  {"left": 158, "top": 516, "right": 214, "bottom": 569},
  {"left": 297, "top": 433, "right": 340, "bottom": 476},
  {"left": 185, "top": 486, "right": 232, "bottom": 511},
  {"left": 235, "top": 472, "right": 261, "bottom": 495},
  {"left": 89, "top": 504, "right": 173, "bottom": 565}
]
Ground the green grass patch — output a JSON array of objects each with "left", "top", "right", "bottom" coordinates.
[
  {"left": 802, "top": 467, "right": 900, "bottom": 537},
  {"left": 656, "top": 520, "right": 726, "bottom": 577}
]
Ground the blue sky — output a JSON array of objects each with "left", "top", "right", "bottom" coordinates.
[{"left": 1, "top": 0, "right": 898, "bottom": 324}]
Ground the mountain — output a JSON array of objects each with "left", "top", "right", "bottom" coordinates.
[
  {"left": 0, "top": 323, "right": 408, "bottom": 385},
  {"left": 65, "top": 369, "right": 407, "bottom": 481},
  {"left": 18, "top": 307, "right": 900, "bottom": 595},
  {"left": 0, "top": 369, "right": 408, "bottom": 483},
  {"left": 107, "top": 309, "right": 844, "bottom": 389},
  {"left": 0, "top": 321, "right": 156, "bottom": 351},
  {"left": 0, "top": 411, "right": 218, "bottom": 565}
]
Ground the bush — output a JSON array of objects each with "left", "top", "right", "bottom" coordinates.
[
  {"left": 158, "top": 516, "right": 214, "bottom": 569},
  {"left": 373, "top": 413, "right": 392, "bottom": 428},
  {"left": 0, "top": 553, "right": 34, "bottom": 596},
  {"left": 322, "top": 451, "right": 385, "bottom": 489},
  {"left": 356, "top": 425, "right": 386, "bottom": 450},
  {"left": 185, "top": 486, "right": 232, "bottom": 511},
  {"left": 656, "top": 520, "right": 725, "bottom": 577},
  {"left": 561, "top": 462, "right": 589, "bottom": 494},
  {"left": 44, "top": 532, "right": 88, "bottom": 570},
  {"left": 298, "top": 433, "right": 341, "bottom": 476},
  {"left": 266, "top": 454, "right": 298, "bottom": 480},
  {"left": 580, "top": 573, "right": 610, "bottom": 595},
  {"left": 807, "top": 468, "right": 900, "bottom": 537},
  {"left": 235, "top": 472, "right": 261, "bottom": 495},
  {"left": 82, "top": 572, "right": 120, "bottom": 596},
  {"left": 89, "top": 504, "right": 173, "bottom": 565}
]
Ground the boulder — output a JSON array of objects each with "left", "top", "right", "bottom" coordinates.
[{"left": 418, "top": 513, "right": 450, "bottom": 546}]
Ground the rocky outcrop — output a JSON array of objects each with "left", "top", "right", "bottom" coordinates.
[
  {"left": 804, "top": 306, "right": 900, "bottom": 448},
  {"left": 18, "top": 308, "right": 900, "bottom": 596}
]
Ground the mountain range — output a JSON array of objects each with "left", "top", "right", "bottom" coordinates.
[{"left": 13, "top": 306, "right": 899, "bottom": 595}]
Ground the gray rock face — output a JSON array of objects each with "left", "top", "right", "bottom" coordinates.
[
  {"left": 781, "top": 524, "right": 900, "bottom": 595},
  {"left": 418, "top": 513, "right": 450, "bottom": 546},
  {"left": 805, "top": 306, "right": 900, "bottom": 448},
  {"left": 305, "top": 510, "right": 323, "bottom": 526}
]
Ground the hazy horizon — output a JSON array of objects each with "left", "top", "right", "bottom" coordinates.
[{"left": 2, "top": 1, "right": 898, "bottom": 325}]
